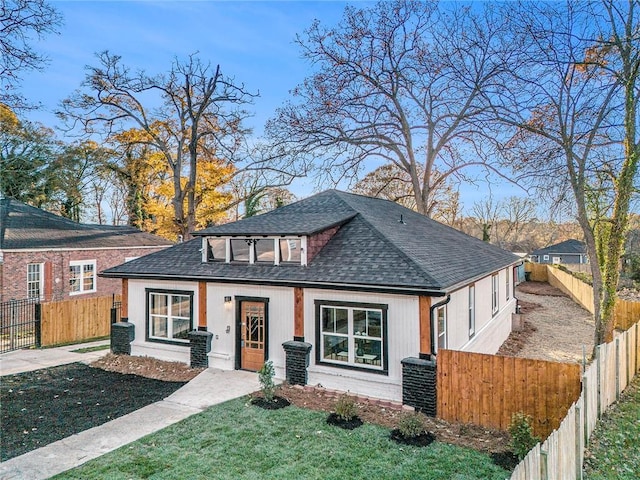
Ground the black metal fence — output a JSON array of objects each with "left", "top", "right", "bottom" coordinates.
[
  {"left": 111, "top": 294, "right": 122, "bottom": 324},
  {"left": 0, "top": 298, "right": 41, "bottom": 354}
]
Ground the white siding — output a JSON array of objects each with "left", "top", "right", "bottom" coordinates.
[
  {"left": 305, "top": 289, "right": 420, "bottom": 402},
  {"left": 204, "top": 283, "right": 293, "bottom": 375},
  {"left": 127, "top": 279, "right": 198, "bottom": 364}
]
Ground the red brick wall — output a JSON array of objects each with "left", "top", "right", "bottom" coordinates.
[
  {"left": 0, "top": 246, "right": 168, "bottom": 302},
  {"left": 307, "top": 226, "right": 340, "bottom": 262}
]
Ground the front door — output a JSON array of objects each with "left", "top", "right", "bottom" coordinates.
[{"left": 240, "top": 301, "right": 266, "bottom": 371}]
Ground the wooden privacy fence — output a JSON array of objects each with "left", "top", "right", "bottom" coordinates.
[
  {"left": 524, "top": 263, "right": 549, "bottom": 282},
  {"left": 526, "top": 263, "right": 640, "bottom": 331},
  {"left": 437, "top": 350, "right": 582, "bottom": 439},
  {"left": 40, "top": 295, "right": 119, "bottom": 346},
  {"left": 510, "top": 322, "right": 639, "bottom": 480}
]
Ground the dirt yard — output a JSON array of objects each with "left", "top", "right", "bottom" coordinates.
[{"left": 498, "top": 281, "right": 595, "bottom": 363}]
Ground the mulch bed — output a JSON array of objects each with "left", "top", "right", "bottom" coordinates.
[
  {"left": 326, "top": 413, "right": 363, "bottom": 430},
  {"left": 0, "top": 362, "right": 186, "bottom": 461},
  {"left": 251, "top": 395, "right": 291, "bottom": 410},
  {"left": 389, "top": 429, "right": 436, "bottom": 447},
  {"left": 490, "top": 451, "right": 521, "bottom": 471}
]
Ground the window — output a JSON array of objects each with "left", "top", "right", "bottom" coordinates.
[
  {"left": 27, "top": 263, "right": 43, "bottom": 299},
  {"left": 316, "top": 301, "right": 387, "bottom": 373},
  {"left": 255, "top": 239, "right": 275, "bottom": 263},
  {"left": 280, "top": 238, "right": 301, "bottom": 263},
  {"left": 230, "top": 239, "right": 251, "bottom": 262},
  {"left": 506, "top": 269, "right": 510, "bottom": 301},
  {"left": 437, "top": 306, "right": 447, "bottom": 349},
  {"left": 552, "top": 256, "right": 561, "bottom": 264},
  {"left": 468, "top": 284, "right": 475, "bottom": 337},
  {"left": 543, "top": 254, "right": 549, "bottom": 261},
  {"left": 491, "top": 274, "right": 499, "bottom": 314},
  {"left": 69, "top": 260, "right": 96, "bottom": 294},
  {"left": 147, "top": 290, "right": 193, "bottom": 344},
  {"left": 207, "top": 238, "right": 226, "bottom": 261}
]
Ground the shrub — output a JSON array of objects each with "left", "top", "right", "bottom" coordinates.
[
  {"left": 334, "top": 394, "right": 357, "bottom": 421},
  {"left": 397, "top": 412, "right": 426, "bottom": 438},
  {"left": 258, "top": 361, "right": 276, "bottom": 402},
  {"left": 508, "top": 412, "right": 540, "bottom": 460}
]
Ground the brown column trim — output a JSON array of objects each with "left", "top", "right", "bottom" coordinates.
[
  {"left": 294, "top": 287, "right": 304, "bottom": 340},
  {"left": 198, "top": 281, "right": 207, "bottom": 328},
  {"left": 121, "top": 278, "right": 128, "bottom": 318},
  {"left": 419, "top": 296, "right": 431, "bottom": 356}
]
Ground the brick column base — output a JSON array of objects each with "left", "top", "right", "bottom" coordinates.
[
  {"left": 401, "top": 356, "right": 437, "bottom": 416},
  {"left": 111, "top": 320, "right": 135, "bottom": 355},
  {"left": 189, "top": 330, "right": 213, "bottom": 368},
  {"left": 282, "top": 340, "right": 312, "bottom": 385}
]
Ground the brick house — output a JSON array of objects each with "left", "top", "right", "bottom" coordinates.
[{"left": 0, "top": 199, "right": 173, "bottom": 302}]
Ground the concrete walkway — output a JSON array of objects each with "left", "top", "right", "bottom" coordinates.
[
  {"left": 0, "top": 345, "right": 260, "bottom": 480},
  {"left": 0, "top": 340, "right": 111, "bottom": 376}
]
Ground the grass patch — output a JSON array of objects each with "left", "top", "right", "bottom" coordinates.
[
  {"left": 584, "top": 375, "right": 640, "bottom": 479},
  {"left": 52, "top": 397, "right": 509, "bottom": 480},
  {"left": 70, "top": 344, "right": 110, "bottom": 353}
]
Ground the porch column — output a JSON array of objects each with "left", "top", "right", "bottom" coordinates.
[
  {"left": 419, "top": 296, "right": 431, "bottom": 359},
  {"left": 111, "top": 278, "right": 133, "bottom": 354},
  {"left": 121, "top": 278, "right": 128, "bottom": 320},
  {"left": 198, "top": 281, "right": 207, "bottom": 330},
  {"left": 283, "top": 340, "right": 312, "bottom": 385},
  {"left": 293, "top": 287, "right": 304, "bottom": 341},
  {"left": 401, "top": 356, "right": 437, "bottom": 416}
]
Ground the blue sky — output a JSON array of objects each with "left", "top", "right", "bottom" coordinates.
[{"left": 20, "top": 0, "right": 518, "bottom": 209}]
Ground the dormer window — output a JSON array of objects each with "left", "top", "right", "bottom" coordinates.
[
  {"left": 280, "top": 238, "right": 301, "bottom": 263},
  {"left": 204, "top": 236, "right": 306, "bottom": 265}
]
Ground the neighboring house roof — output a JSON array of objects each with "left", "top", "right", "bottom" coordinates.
[
  {"left": 0, "top": 198, "right": 173, "bottom": 250},
  {"left": 102, "top": 190, "right": 520, "bottom": 295},
  {"left": 531, "top": 239, "right": 586, "bottom": 257}
]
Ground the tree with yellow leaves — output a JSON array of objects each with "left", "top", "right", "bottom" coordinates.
[{"left": 60, "top": 52, "right": 254, "bottom": 240}]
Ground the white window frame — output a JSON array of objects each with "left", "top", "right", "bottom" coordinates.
[
  {"left": 147, "top": 290, "right": 193, "bottom": 344},
  {"left": 552, "top": 256, "right": 561, "bottom": 264},
  {"left": 543, "top": 254, "right": 549, "bottom": 261},
  {"left": 317, "top": 301, "right": 386, "bottom": 373},
  {"left": 491, "top": 274, "right": 499, "bottom": 315},
  {"left": 468, "top": 284, "right": 475, "bottom": 337},
  {"left": 506, "top": 268, "right": 511, "bottom": 301},
  {"left": 437, "top": 306, "right": 447, "bottom": 350},
  {"left": 206, "top": 236, "right": 306, "bottom": 266},
  {"left": 69, "top": 260, "right": 96, "bottom": 295},
  {"left": 27, "top": 263, "right": 44, "bottom": 299}
]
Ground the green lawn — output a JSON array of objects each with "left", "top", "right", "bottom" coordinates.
[
  {"left": 52, "top": 397, "right": 509, "bottom": 480},
  {"left": 584, "top": 374, "right": 640, "bottom": 479}
]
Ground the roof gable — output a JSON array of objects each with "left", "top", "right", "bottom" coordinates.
[{"left": 0, "top": 199, "right": 173, "bottom": 250}]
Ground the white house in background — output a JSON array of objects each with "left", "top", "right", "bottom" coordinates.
[{"left": 102, "top": 190, "right": 521, "bottom": 402}]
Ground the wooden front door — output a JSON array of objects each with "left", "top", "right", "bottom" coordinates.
[{"left": 240, "top": 301, "right": 266, "bottom": 371}]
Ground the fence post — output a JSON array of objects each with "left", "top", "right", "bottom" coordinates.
[
  {"left": 582, "top": 374, "right": 589, "bottom": 447},
  {"left": 540, "top": 448, "right": 548, "bottom": 480},
  {"left": 615, "top": 338, "right": 620, "bottom": 401},
  {"left": 34, "top": 302, "right": 41, "bottom": 348},
  {"left": 575, "top": 404, "right": 583, "bottom": 480},
  {"left": 596, "top": 345, "right": 602, "bottom": 419}
]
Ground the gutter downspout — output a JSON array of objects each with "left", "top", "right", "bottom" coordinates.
[{"left": 428, "top": 294, "right": 451, "bottom": 359}]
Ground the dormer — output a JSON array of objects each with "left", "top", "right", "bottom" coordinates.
[{"left": 202, "top": 236, "right": 308, "bottom": 266}]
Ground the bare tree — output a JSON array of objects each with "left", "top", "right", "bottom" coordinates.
[
  {"left": 495, "top": 1, "right": 640, "bottom": 345},
  {"left": 267, "top": 0, "right": 513, "bottom": 216},
  {"left": 59, "top": 52, "right": 255, "bottom": 239},
  {"left": 0, "top": 0, "right": 62, "bottom": 109}
]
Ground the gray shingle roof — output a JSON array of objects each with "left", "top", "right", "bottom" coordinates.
[
  {"left": 0, "top": 199, "right": 173, "bottom": 250},
  {"left": 531, "top": 239, "right": 585, "bottom": 256},
  {"left": 102, "top": 190, "right": 520, "bottom": 293}
]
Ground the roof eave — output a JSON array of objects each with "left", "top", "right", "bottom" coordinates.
[{"left": 99, "top": 270, "right": 446, "bottom": 297}]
